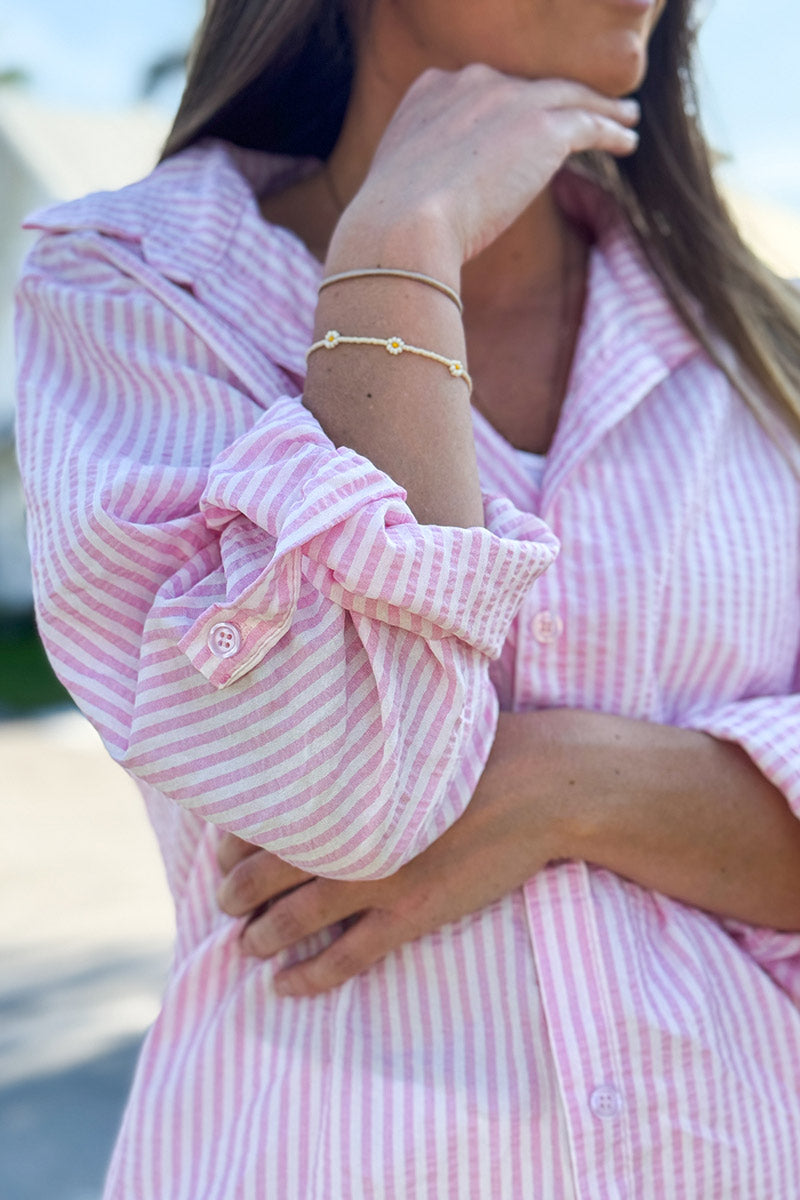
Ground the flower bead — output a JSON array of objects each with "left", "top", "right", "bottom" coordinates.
[
  {"left": 323, "top": 330, "right": 341, "bottom": 348},
  {"left": 386, "top": 337, "right": 405, "bottom": 355},
  {"left": 449, "top": 360, "right": 465, "bottom": 377}
]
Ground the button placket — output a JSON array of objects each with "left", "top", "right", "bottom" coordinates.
[
  {"left": 532, "top": 609, "right": 564, "bottom": 645},
  {"left": 589, "top": 1085, "right": 624, "bottom": 1119}
]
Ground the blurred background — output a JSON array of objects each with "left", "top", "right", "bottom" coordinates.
[{"left": 1, "top": 1, "right": 799, "bottom": 1197}]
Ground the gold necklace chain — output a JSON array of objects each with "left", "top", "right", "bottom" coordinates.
[
  {"left": 322, "top": 160, "right": 346, "bottom": 217},
  {"left": 548, "top": 218, "right": 588, "bottom": 435},
  {"left": 470, "top": 219, "right": 588, "bottom": 453}
]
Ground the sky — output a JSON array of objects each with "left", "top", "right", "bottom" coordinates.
[{"left": 2, "top": 0, "right": 799, "bottom": 209}]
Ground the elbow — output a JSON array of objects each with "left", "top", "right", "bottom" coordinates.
[
  {"left": 250, "top": 743, "right": 471, "bottom": 882},
  {"left": 258, "top": 692, "right": 487, "bottom": 882},
  {"left": 122, "top": 703, "right": 476, "bottom": 882},
  {"left": 120, "top": 634, "right": 495, "bottom": 880}
]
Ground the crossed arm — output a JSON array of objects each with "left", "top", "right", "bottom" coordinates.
[{"left": 217, "top": 708, "right": 800, "bottom": 996}]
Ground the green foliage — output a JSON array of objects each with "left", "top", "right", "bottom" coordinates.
[
  {"left": 0, "top": 67, "right": 31, "bottom": 88},
  {"left": 0, "top": 617, "right": 72, "bottom": 717}
]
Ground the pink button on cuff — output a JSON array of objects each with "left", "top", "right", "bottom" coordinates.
[{"left": 208, "top": 621, "right": 242, "bottom": 658}]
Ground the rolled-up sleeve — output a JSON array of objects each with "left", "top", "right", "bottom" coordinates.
[
  {"left": 180, "top": 397, "right": 557, "bottom": 687},
  {"left": 15, "top": 233, "right": 558, "bottom": 879}
]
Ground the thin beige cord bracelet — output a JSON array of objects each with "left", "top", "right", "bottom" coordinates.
[
  {"left": 318, "top": 268, "right": 464, "bottom": 315},
  {"left": 306, "top": 331, "right": 472, "bottom": 393}
]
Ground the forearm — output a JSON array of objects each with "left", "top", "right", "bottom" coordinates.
[
  {"left": 509, "top": 709, "right": 800, "bottom": 931},
  {"left": 304, "top": 208, "right": 484, "bottom": 529},
  {"left": 217, "top": 706, "right": 800, "bottom": 992}
]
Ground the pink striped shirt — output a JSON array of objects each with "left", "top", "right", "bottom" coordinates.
[{"left": 15, "top": 141, "right": 800, "bottom": 1198}]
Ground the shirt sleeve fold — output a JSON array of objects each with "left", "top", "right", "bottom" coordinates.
[
  {"left": 14, "top": 233, "right": 558, "bottom": 880},
  {"left": 182, "top": 396, "right": 559, "bottom": 688}
]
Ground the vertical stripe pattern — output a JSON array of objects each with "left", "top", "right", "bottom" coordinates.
[{"left": 15, "top": 141, "right": 800, "bottom": 1198}]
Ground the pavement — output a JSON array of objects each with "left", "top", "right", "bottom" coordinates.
[{"left": 0, "top": 710, "right": 174, "bottom": 1200}]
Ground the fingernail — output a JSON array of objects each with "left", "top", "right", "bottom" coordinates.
[{"left": 621, "top": 99, "right": 640, "bottom": 118}]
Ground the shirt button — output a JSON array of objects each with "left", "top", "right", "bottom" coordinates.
[
  {"left": 589, "top": 1086, "right": 624, "bottom": 1119},
  {"left": 207, "top": 621, "right": 242, "bottom": 658},
  {"left": 532, "top": 609, "right": 564, "bottom": 644}
]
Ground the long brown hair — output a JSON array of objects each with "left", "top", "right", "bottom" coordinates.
[{"left": 161, "top": 0, "right": 800, "bottom": 445}]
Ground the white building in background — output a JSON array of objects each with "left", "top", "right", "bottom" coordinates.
[
  {"left": 1, "top": 92, "right": 798, "bottom": 614},
  {"left": 0, "top": 92, "right": 168, "bottom": 613}
]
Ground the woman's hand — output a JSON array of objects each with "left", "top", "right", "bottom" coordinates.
[
  {"left": 312, "top": 68, "right": 639, "bottom": 526},
  {"left": 217, "top": 707, "right": 800, "bottom": 995},
  {"left": 339, "top": 67, "right": 640, "bottom": 269},
  {"left": 216, "top": 714, "right": 567, "bottom": 996}
]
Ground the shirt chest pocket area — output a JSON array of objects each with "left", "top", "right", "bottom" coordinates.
[
  {"left": 657, "top": 508, "right": 799, "bottom": 714},
  {"left": 512, "top": 461, "right": 799, "bottom": 718}
]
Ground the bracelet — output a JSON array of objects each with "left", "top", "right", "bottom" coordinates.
[
  {"left": 306, "top": 330, "right": 472, "bottom": 392},
  {"left": 319, "top": 268, "right": 464, "bottom": 315}
]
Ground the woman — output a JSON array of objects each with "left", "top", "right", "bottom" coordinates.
[{"left": 14, "top": 0, "right": 800, "bottom": 1195}]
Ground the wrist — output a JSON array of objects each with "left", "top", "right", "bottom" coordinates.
[
  {"left": 326, "top": 195, "right": 463, "bottom": 292},
  {"left": 489, "top": 712, "right": 574, "bottom": 864}
]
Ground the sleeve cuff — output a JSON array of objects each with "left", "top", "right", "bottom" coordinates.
[{"left": 180, "top": 397, "right": 559, "bottom": 687}]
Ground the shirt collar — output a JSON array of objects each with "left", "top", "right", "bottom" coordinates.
[
  {"left": 25, "top": 139, "right": 704, "bottom": 486},
  {"left": 23, "top": 139, "right": 304, "bottom": 272},
  {"left": 24, "top": 140, "right": 325, "bottom": 382}
]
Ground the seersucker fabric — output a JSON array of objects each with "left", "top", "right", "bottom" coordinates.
[{"left": 14, "top": 139, "right": 800, "bottom": 1198}]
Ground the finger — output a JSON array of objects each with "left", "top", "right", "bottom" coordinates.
[
  {"left": 217, "top": 849, "right": 312, "bottom": 917},
  {"left": 273, "top": 909, "right": 406, "bottom": 997},
  {"left": 217, "top": 832, "right": 261, "bottom": 874},
  {"left": 526, "top": 76, "right": 641, "bottom": 125},
  {"left": 240, "top": 877, "right": 365, "bottom": 958},
  {"left": 557, "top": 109, "right": 640, "bottom": 158}
]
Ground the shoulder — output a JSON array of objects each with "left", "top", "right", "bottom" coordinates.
[
  {"left": 20, "top": 138, "right": 321, "bottom": 292},
  {"left": 16, "top": 139, "right": 324, "bottom": 383}
]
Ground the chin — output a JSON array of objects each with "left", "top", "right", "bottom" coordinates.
[{"left": 580, "top": 35, "right": 651, "bottom": 97}]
